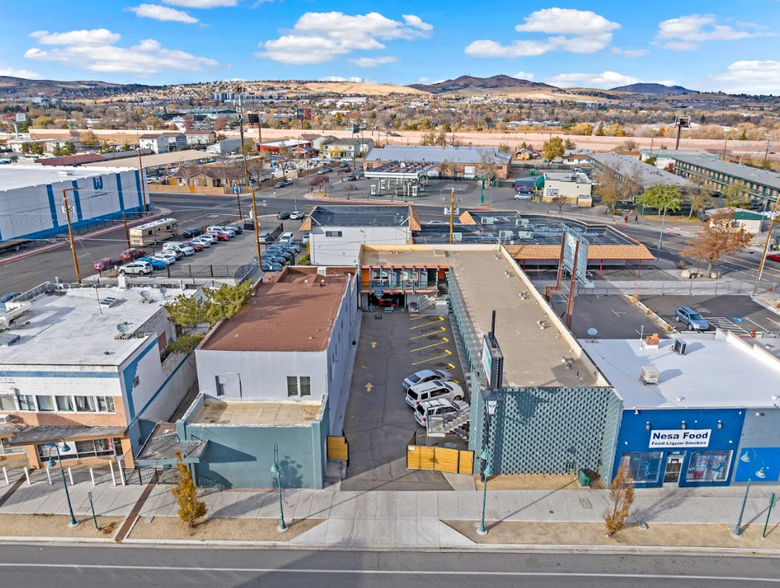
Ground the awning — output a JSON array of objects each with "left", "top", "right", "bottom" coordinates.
[
  {"left": 0, "top": 425, "right": 23, "bottom": 440},
  {"left": 134, "top": 422, "right": 207, "bottom": 466},
  {"left": 9, "top": 425, "right": 127, "bottom": 445}
]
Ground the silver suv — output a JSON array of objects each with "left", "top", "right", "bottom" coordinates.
[
  {"left": 119, "top": 261, "right": 152, "bottom": 275},
  {"left": 406, "top": 380, "right": 464, "bottom": 408}
]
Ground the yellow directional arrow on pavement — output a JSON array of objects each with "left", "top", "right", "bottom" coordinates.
[
  {"left": 365, "top": 383, "right": 373, "bottom": 392},
  {"left": 411, "top": 337, "right": 449, "bottom": 352},
  {"left": 371, "top": 341, "right": 377, "bottom": 348}
]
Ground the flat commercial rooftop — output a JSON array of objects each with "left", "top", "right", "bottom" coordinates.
[
  {"left": 590, "top": 153, "right": 692, "bottom": 190},
  {"left": 360, "top": 246, "right": 604, "bottom": 388},
  {"left": 365, "top": 146, "right": 511, "bottom": 165},
  {"left": 675, "top": 155, "right": 780, "bottom": 191},
  {"left": 0, "top": 165, "right": 137, "bottom": 191},
  {"left": 0, "top": 286, "right": 186, "bottom": 367},
  {"left": 193, "top": 399, "right": 322, "bottom": 425},
  {"left": 305, "top": 204, "right": 415, "bottom": 229},
  {"left": 579, "top": 332, "right": 780, "bottom": 409},
  {"left": 200, "top": 273, "right": 349, "bottom": 352},
  {"left": 85, "top": 150, "right": 213, "bottom": 170}
]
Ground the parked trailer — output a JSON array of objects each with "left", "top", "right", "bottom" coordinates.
[{"left": 129, "top": 218, "right": 179, "bottom": 247}]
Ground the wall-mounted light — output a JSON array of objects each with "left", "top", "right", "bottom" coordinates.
[
  {"left": 717, "top": 420, "right": 723, "bottom": 429},
  {"left": 634, "top": 409, "right": 640, "bottom": 415},
  {"left": 646, "top": 421, "right": 651, "bottom": 430},
  {"left": 681, "top": 421, "right": 687, "bottom": 430}
]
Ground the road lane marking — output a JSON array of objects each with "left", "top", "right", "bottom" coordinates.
[{"left": 0, "top": 563, "right": 776, "bottom": 583}]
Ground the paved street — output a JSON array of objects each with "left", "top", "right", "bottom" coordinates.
[{"left": 0, "top": 545, "right": 778, "bottom": 587}]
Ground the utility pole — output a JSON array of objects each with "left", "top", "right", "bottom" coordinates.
[
  {"left": 236, "top": 89, "right": 248, "bottom": 221},
  {"left": 62, "top": 188, "right": 81, "bottom": 282},
  {"left": 763, "top": 135, "right": 772, "bottom": 170},
  {"left": 122, "top": 212, "right": 130, "bottom": 248},
  {"left": 136, "top": 136, "right": 149, "bottom": 213}
]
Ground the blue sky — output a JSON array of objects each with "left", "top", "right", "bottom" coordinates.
[{"left": 2, "top": 0, "right": 779, "bottom": 93}]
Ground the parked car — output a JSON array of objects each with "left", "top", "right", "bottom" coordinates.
[
  {"left": 280, "top": 231, "right": 295, "bottom": 244},
  {"left": 191, "top": 236, "right": 212, "bottom": 247},
  {"left": 277, "top": 211, "right": 291, "bottom": 220},
  {"left": 119, "top": 261, "right": 152, "bottom": 276},
  {"left": 414, "top": 398, "right": 469, "bottom": 427},
  {"left": 0, "top": 292, "right": 20, "bottom": 304},
  {"left": 274, "top": 181, "right": 287, "bottom": 189},
  {"left": 258, "top": 231, "right": 273, "bottom": 244},
  {"left": 152, "top": 253, "right": 176, "bottom": 265},
  {"left": 766, "top": 253, "right": 780, "bottom": 263},
  {"left": 228, "top": 224, "right": 243, "bottom": 234},
  {"left": 262, "top": 255, "right": 287, "bottom": 266},
  {"left": 406, "top": 380, "right": 464, "bottom": 408},
  {"left": 182, "top": 241, "right": 203, "bottom": 252},
  {"left": 182, "top": 227, "right": 203, "bottom": 239},
  {"left": 266, "top": 249, "right": 292, "bottom": 261},
  {"left": 403, "top": 369, "right": 454, "bottom": 391},
  {"left": 163, "top": 243, "right": 194, "bottom": 256},
  {"left": 207, "top": 231, "right": 230, "bottom": 242},
  {"left": 302, "top": 233, "right": 310, "bottom": 245},
  {"left": 339, "top": 161, "right": 349, "bottom": 168},
  {"left": 290, "top": 211, "right": 305, "bottom": 220},
  {"left": 137, "top": 257, "right": 167, "bottom": 270},
  {"left": 93, "top": 257, "right": 122, "bottom": 271},
  {"left": 261, "top": 262, "right": 284, "bottom": 272},
  {"left": 675, "top": 306, "right": 710, "bottom": 331},
  {"left": 347, "top": 174, "right": 357, "bottom": 181},
  {"left": 121, "top": 248, "right": 146, "bottom": 261},
  {"left": 513, "top": 193, "right": 532, "bottom": 200},
  {"left": 206, "top": 226, "right": 236, "bottom": 236},
  {"left": 198, "top": 233, "right": 219, "bottom": 244}
]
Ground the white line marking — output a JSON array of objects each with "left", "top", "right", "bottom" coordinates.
[{"left": 0, "top": 563, "right": 777, "bottom": 582}]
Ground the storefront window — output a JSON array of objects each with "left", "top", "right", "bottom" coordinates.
[
  {"left": 686, "top": 450, "right": 732, "bottom": 483},
  {"left": 36, "top": 396, "right": 55, "bottom": 412},
  {"left": 620, "top": 451, "right": 663, "bottom": 483},
  {"left": 0, "top": 439, "right": 24, "bottom": 455},
  {"left": 37, "top": 437, "right": 123, "bottom": 461}
]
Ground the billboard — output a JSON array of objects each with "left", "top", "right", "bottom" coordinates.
[
  {"left": 296, "top": 108, "right": 312, "bottom": 120},
  {"left": 562, "top": 228, "right": 593, "bottom": 288}
]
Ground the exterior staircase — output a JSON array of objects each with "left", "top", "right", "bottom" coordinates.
[{"left": 427, "top": 410, "right": 470, "bottom": 442}]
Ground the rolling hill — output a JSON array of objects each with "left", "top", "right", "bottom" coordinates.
[
  {"left": 410, "top": 74, "right": 551, "bottom": 94},
  {"left": 610, "top": 83, "right": 697, "bottom": 95}
]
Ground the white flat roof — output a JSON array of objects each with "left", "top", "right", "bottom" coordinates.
[
  {"left": 0, "top": 165, "right": 137, "bottom": 192},
  {"left": 579, "top": 332, "right": 780, "bottom": 409},
  {"left": 0, "top": 286, "right": 186, "bottom": 367}
]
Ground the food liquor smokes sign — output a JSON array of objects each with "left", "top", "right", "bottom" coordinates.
[{"left": 649, "top": 429, "right": 711, "bottom": 448}]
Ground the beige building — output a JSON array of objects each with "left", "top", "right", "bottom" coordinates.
[{"left": 542, "top": 172, "right": 593, "bottom": 206}]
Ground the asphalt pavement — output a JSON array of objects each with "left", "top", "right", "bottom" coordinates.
[{"left": 0, "top": 545, "right": 777, "bottom": 588}]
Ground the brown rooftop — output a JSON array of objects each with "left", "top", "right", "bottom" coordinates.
[{"left": 200, "top": 273, "right": 349, "bottom": 352}]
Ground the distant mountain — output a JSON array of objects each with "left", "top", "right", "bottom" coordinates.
[
  {"left": 609, "top": 83, "right": 697, "bottom": 95},
  {"left": 0, "top": 76, "right": 155, "bottom": 97},
  {"left": 410, "top": 74, "right": 551, "bottom": 94}
]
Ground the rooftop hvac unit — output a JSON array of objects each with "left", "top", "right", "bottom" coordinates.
[
  {"left": 673, "top": 338, "right": 688, "bottom": 355},
  {"left": 640, "top": 365, "right": 659, "bottom": 385}
]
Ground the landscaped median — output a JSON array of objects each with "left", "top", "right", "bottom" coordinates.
[
  {"left": 445, "top": 520, "right": 780, "bottom": 550},
  {"left": 0, "top": 513, "right": 124, "bottom": 541},
  {"left": 125, "top": 516, "right": 323, "bottom": 542}
]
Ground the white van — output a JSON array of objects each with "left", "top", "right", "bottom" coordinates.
[
  {"left": 280, "top": 232, "right": 295, "bottom": 244},
  {"left": 405, "top": 380, "right": 464, "bottom": 408}
]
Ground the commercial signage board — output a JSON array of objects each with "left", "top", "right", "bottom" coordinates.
[{"left": 648, "top": 429, "right": 711, "bottom": 449}]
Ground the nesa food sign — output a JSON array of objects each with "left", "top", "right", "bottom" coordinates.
[{"left": 648, "top": 429, "right": 711, "bottom": 448}]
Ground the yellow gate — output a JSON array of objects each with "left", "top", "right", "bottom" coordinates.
[
  {"left": 406, "top": 433, "right": 473, "bottom": 475},
  {"left": 327, "top": 435, "right": 349, "bottom": 462}
]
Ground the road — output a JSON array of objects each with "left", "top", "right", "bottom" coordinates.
[{"left": 0, "top": 544, "right": 778, "bottom": 587}]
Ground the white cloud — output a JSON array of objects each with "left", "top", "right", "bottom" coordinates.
[
  {"left": 655, "top": 14, "right": 772, "bottom": 50},
  {"left": 129, "top": 4, "right": 198, "bottom": 23},
  {"left": 402, "top": 14, "right": 433, "bottom": 32},
  {"left": 350, "top": 56, "right": 398, "bottom": 67},
  {"left": 0, "top": 67, "right": 43, "bottom": 79},
  {"left": 25, "top": 29, "right": 218, "bottom": 75},
  {"left": 318, "top": 76, "right": 375, "bottom": 83},
  {"left": 417, "top": 77, "right": 428, "bottom": 83},
  {"left": 513, "top": 71, "right": 534, "bottom": 80},
  {"left": 611, "top": 47, "right": 648, "bottom": 58},
  {"left": 545, "top": 71, "right": 640, "bottom": 89},
  {"left": 162, "top": 0, "right": 239, "bottom": 7},
  {"left": 258, "top": 11, "right": 432, "bottom": 65},
  {"left": 466, "top": 8, "right": 619, "bottom": 58},
  {"left": 709, "top": 60, "right": 780, "bottom": 93},
  {"left": 30, "top": 29, "right": 121, "bottom": 46}
]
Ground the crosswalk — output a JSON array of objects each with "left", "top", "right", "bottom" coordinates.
[{"left": 703, "top": 316, "right": 752, "bottom": 336}]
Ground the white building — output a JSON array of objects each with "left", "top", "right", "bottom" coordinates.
[
  {"left": 184, "top": 129, "right": 217, "bottom": 147},
  {"left": 543, "top": 171, "right": 593, "bottom": 205},
  {"left": 138, "top": 134, "right": 169, "bottom": 154},
  {"left": 302, "top": 205, "right": 419, "bottom": 266},
  {"left": 0, "top": 284, "right": 196, "bottom": 469},
  {"left": 0, "top": 165, "right": 147, "bottom": 243},
  {"left": 206, "top": 138, "right": 243, "bottom": 155}
]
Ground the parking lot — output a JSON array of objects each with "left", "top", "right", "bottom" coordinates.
[
  {"left": 342, "top": 310, "right": 467, "bottom": 492},
  {"left": 641, "top": 295, "right": 780, "bottom": 336},
  {"left": 565, "top": 293, "right": 662, "bottom": 340}
]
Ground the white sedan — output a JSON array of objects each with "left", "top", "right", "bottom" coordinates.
[
  {"left": 403, "top": 369, "right": 455, "bottom": 391},
  {"left": 152, "top": 253, "right": 176, "bottom": 265}
]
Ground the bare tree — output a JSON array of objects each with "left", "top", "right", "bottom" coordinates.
[
  {"left": 682, "top": 209, "right": 754, "bottom": 274},
  {"left": 603, "top": 465, "right": 635, "bottom": 538}
]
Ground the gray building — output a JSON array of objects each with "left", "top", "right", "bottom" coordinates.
[
  {"left": 150, "top": 268, "right": 358, "bottom": 489},
  {"left": 589, "top": 153, "right": 692, "bottom": 197}
]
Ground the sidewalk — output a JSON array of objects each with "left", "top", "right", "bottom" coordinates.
[{"left": 2, "top": 470, "right": 779, "bottom": 551}]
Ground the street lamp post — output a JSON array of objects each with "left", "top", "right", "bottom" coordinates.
[
  {"left": 733, "top": 450, "right": 767, "bottom": 537},
  {"left": 46, "top": 440, "right": 78, "bottom": 527},
  {"left": 477, "top": 448, "right": 493, "bottom": 536},
  {"left": 270, "top": 443, "right": 288, "bottom": 532},
  {"left": 656, "top": 199, "right": 681, "bottom": 252}
]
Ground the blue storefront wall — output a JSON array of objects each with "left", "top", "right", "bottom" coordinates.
[
  {"left": 733, "top": 408, "right": 780, "bottom": 483},
  {"left": 613, "top": 408, "right": 746, "bottom": 488}
]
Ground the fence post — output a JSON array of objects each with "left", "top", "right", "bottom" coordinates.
[
  {"left": 109, "top": 460, "right": 117, "bottom": 486},
  {"left": 661, "top": 280, "right": 665, "bottom": 295},
  {"left": 2, "top": 466, "right": 7, "bottom": 485},
  {"left": 24, "top": 467, "right": 30, "bottom": 485},
  {"left": 118, "top": 461, "right": 126, "bottom": 486},
  {"left": 210, "top": 265, "right": 214, "bottom": 278},
  {"left": 689, "top": 280, "right": 693, "bottom": 296},
  {"left": 138, "top": 468, "right": 143, "bottom": 485},
  {"left": 90, "top": 468, "right": 96, "bottom": 486},
  {"left": 46, "top": 467, "right": 52, "bottom": 485},
  {"left": 68, "top": 467, "right": 74, "bottom": 486}
]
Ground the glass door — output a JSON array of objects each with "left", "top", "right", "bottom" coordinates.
[{"left": 664, "top": 455, "right": 684, "bottom": 484}]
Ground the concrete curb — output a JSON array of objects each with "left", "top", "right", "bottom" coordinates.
[
  {"left": 751, "top": 294, "right": 780, "bottom": 317},
  {"left": 0, "top": 536, "right": 116, "bottom": 544},
  {"left": 0, "top": 208, "right": 171, "bottom": 267}
]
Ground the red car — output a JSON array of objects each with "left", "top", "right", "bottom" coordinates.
[
  {"left": 94, "top": 257, "right": 122, "bottom": 271},
  {"left": 207, "top": 231, "right": 230, "bottom": 242},
  {"left": 766, "top": 253, "right": 780, "bottom": 263},
  {"left": 182, "top": 241, "right": 203, "bottom": 252},
  {"left": 121, "top": 248, "right": 146, "bottom": 260}
]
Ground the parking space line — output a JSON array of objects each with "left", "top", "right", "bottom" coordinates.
[
  {"left": 410, "top": 326, "right": 447, "bottom": 340},
  {"left": 409, "top": 317, "right": 445, "bottom": 329},
  {"left": 412, "top": 350, "right": 452, "bottom": 366},
  {"left": 409, "top": 315, "right": 430, "bottom": 321},
  {"left": 704, "top": 316, "right": 751, "bottom": 336},
  {"left": 410, "top": 338, "right": 449, "bottom": 352}
]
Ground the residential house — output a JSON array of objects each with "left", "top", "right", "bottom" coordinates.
[
  {"left": 184, "top": 129, "right": 217, "bottom": 148},
  {"left": 138, "top": 134, "right": 170, "bottom": 155}
]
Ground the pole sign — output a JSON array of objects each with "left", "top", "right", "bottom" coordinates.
[
  {"left": 481, "top": 334, "right": 503, "bottom": 391},
  {"left": 15, "top": 113, "right": 26, "bottom": 123},
  {"left": 649, "top": 429, "right": 711, "bottom": 448}
]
